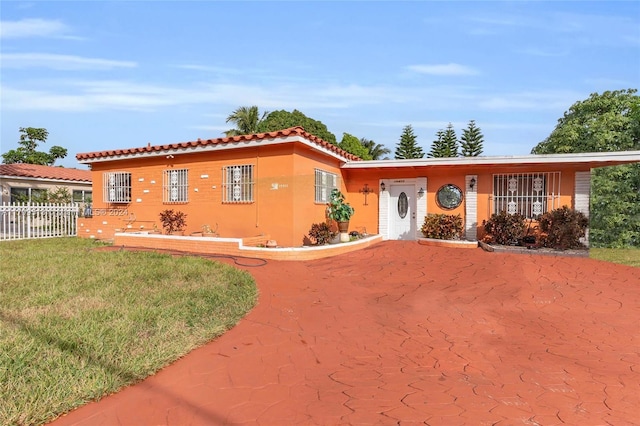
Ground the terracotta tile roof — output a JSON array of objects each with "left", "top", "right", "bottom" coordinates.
[
  {"left": 76, "top": 127, "right": 361, "bottom": 162},
  {"left": 0, "top": 163, "right": 92, "bottom": 182}
]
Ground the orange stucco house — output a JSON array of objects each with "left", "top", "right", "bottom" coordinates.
[{"left": 76, "top": 127, "right": 640, "bottom": 248}]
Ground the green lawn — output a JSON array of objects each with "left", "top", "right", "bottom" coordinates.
[
  {"left": 0, "top": 238, "right": 258, "bottom": 425},
  {"left": 590, "top": 247, "right": 640, "bottom": 268}
]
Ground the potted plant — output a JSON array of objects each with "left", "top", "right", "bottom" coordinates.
[
  {"left": 308, "top": 222, "right": 337, "bottom": 245},
  {"left": 326, "top": 189, "right": 354, "bottom": 242},
  {"left": 159, "top": 209, "right": 187, "bottom": 235},
  {"left": 202, "top": 223, "right": 218, "bottom": 237}
]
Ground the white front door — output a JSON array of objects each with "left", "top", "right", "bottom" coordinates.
[{"left": 389, "top": 184, "right": 416, "bottom": 240}]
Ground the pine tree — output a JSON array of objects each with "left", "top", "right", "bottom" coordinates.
[
  {"left": 460, "top": 120, "right": 484, "bottom": 156},
  {"left": 441, "top": 123, "right": 459, "bottom": 157},
  {"left": 428, "top": 130, "right": 446, "bottom": 158},
  {"left": 428, "top": 123, "right": 458, "bottom": 158},
  {"left": 395, "top": 125, "right": 424, "bottom": 159}
]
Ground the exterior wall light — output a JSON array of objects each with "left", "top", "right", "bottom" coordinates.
[
  {"left": 470, "top": 177, "right": 476, "bottom": 189},
  {"left": 380, "top": 182, "right": 386, "bottom": 192},
  {"left": 418, "top": 187, "right": 425, "bottom": 197}
]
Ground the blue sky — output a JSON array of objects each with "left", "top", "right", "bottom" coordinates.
[{"left": 1, "top": 1, "right": 639, "bottom": 168}]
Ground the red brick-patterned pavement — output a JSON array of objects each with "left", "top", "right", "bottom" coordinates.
[{"left": 50, "top": 242, "right": 639, "bottom": 425}]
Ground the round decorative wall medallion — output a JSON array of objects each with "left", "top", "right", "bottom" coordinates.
[{"left": 436, "top": 184, "right": 463, "bottom": 210}]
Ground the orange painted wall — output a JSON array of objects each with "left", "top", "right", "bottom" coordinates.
[
  {"left": 83, "top": 142, "right": 593, "bottom": 245},
  {"left": 83, "top": 144, "right": 345, "bottom": 247},
  {"left": 343, "top": 163, "right": 590, "bottom": 239}
]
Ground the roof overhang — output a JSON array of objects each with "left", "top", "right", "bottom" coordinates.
[
  {"left": 0, "top": 175, "right": 92, "bottom": 185},
  {"left": 77, "top": 128, "right": 358, "bottom": 165},
  {"left": 340, "top": 150, "right": 640, "bottom": 170}
]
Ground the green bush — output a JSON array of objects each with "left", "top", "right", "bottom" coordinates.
[
  {"left": 539, "top": 206, "right": 589, "bottom": 250},
  {"left": 421, "top": 213, "right": 463, "bottom": 240},
  {"left": 308, "top": 222, "right": 335, "bottom": 245},
  {"left": 483, "top": 211, "right": 526, "bottom": 245}
]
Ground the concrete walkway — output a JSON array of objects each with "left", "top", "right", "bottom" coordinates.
[{"left": 51, "top": 242, "right": 639, "bottom": 425}]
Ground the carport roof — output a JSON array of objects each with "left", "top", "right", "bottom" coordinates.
[{"left": 341, "top": 150, "right": 640, "bottom": 169}]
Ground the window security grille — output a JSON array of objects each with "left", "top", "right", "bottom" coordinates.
[
  {"left": 163, "top": 169, "right": 188, "bottom": 203},
  {"left": 315, "top": 169, "right": 338, "bottom": 203},
  {"left": 103, "top": 172, "right": 131, "bottom": 203},
  {"left": 492, "top": 172, "right": 561, "bottom": 218},
  {"left": 222, "top": 165, "right": 254, "bottom": 203}
]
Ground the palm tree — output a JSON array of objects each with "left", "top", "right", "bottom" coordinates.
[
  {"left": 361, "top": 138, "right": 391, "bottom": 160},
  {"left": 224, "top": 106, "right": 268, "bottom": 136}
]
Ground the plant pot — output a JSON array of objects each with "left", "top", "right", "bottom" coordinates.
[
  {"left": 339, "top": 232, "right": 350, "bottom": 243},
  {"left": 266, "top": 240, "right": 277, "bottom": 248},
  {"left": 337, "top": 221, "right": 349, "bottom": 233},
  {"left": 169, "top": 230, "right": 185, "bottom": 236}
]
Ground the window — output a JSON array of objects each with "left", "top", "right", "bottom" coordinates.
[
  {"left": 103, "top": 172, "right": 131, "bottom": 203},
  {"left": 493, "top": 172, "right": 561, "bottom": 218},
  {"left": 315, "top": 169, "right": 338, "bottom": 203},
  {"left": 163, "top": 169, "right": 188, "bottom": 203},
  {"left": 73, "top": 190, "right": 92, "bottom": 203},
  {"left": 436, "top": 184, "right": 463, "bottom": 210},
  {"left": 10, "top": 187, "right": 46, "bottom": 203},
  {"left": 222, "top": 165, "right": 254, "bottom": 203}
]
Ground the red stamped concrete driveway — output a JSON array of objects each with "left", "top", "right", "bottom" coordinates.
[{"left": 51, "top": 241, "right": 639, "bottom": 425}]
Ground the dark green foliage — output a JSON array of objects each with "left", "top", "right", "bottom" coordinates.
[
  {"left": 361, "top": 138, "right": 391, "bottom": 160},
  {"left": 483, "top": 211, "right": 527, "bottom": 245},
  {"left": 339, "top": 133, "right": 372, "bottom": 159},
  {"left": 530, "top": 89, "right": 640, "bottom": 247},
  {"left": 590, "top": 164, "right": 640, "bottom": 247},
  {"left": 2, "top": 127, "right": 68, "bottom": 166},
  {"left": 538, "top": 206, "right": 589, "bottom": 250},
  {"left": 395, "top": 125, "right": 424, "bottom": 159},
  {"left": 420, "top": 214, "right": 463, "bottom": 240},
  {"left": 257, "top": 109, "right": 337, "bottom": 144},
  {"left": 460, "top": 120, "right": 484, "bottom": 156},
  {"left": 224, "top": 106, "right": 268, "bottom": 136},
  {"left": 326, "top": 189, "right": 354, "bottom": 222},
  {"left": 531, "top": 89, "right": 639, "bottom": 155},
  {"left": 308, "top": 222, "right": 334, "bottom": 245},
  {"left": 428, "top": 123, "right": 459, "bottom": 158}
]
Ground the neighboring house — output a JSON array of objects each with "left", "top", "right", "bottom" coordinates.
[
  {"left": 75, "top": 127, "right": 640, "bottom": 246},
  {"left": 0, "top": 163, "right": 92, "bottom": 204}
]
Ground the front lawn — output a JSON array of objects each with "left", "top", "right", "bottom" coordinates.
[
  {"left": 590, "top": 246, "right": 640, "bottom": 268},
  {"left": 0, "top": 238, "right": 257, "bottom": 425}
]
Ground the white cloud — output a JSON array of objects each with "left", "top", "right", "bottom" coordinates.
[
  {"left": 477, "top": 91, "right": 578, "bottom": 111},
  {"left": 1, "top": 53, "right": 137, "bottom": 70},
  {"left": 406, "top": 63, "right": 479, "bottom": 76},
  {"left": 0, "top": 18, "right": 73, "bottom": 39}
]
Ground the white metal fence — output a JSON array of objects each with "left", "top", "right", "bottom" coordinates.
[{"left": 0, "top": 202, "right": 79, "bottom": 241}]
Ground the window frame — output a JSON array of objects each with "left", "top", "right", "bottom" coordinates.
[
  {"left": 222, "top": 164, "right": 254, "bottom": 203},
  {"left": 163, "top": 168, "right": 189, "bottom": 204},
  {"left": 103, "top": 171, "right": 132, "bottom": 204},
  {"left": 492, "top": 172, "right": 561, "bottom": 219},
  {"left": 73, "top": 190, "right": 92, "bottom": 203},
  {"left": 314, "top": 169, "right": 338, "bottom": 203}
]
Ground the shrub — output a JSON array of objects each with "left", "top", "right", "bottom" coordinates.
[
  {"left": 308, "top": 222, "right": 335, "bottom": 245},
  {"left": 483, "top": 211, "right": 526, "bottom": 245},
  {"left": 421, "top": 213, "right": 463, "bottom": 240},
  {"left": 159, "top": 209, "right": 187, "bottom": 234},
  {"left": 538, "top": 206, "right": 589, "bottom": 250}
]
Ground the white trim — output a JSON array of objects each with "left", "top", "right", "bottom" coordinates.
[
  {"left": 0, "top": 175, "right": 91, "bottom": 184},
  {"left": 341, "top": 150, "right": 640, "bottom": 169},
  {"left": 378, "top": 179, "right": 390, "bottom": 240},
  {"left": 575, "top": 171, "right": 591, "bottom": 247},
  {"left": 78, "top": 135, "right": 354, "bottom": 164},
  {"left": 574, "top": 171, "right": 591, "bottom": 217},
  {"left": 416, "top": 177, "right": 427, "bottom": 239},
  {"left": 465, "top": 175, "right": 478, "bottom": 241}
]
